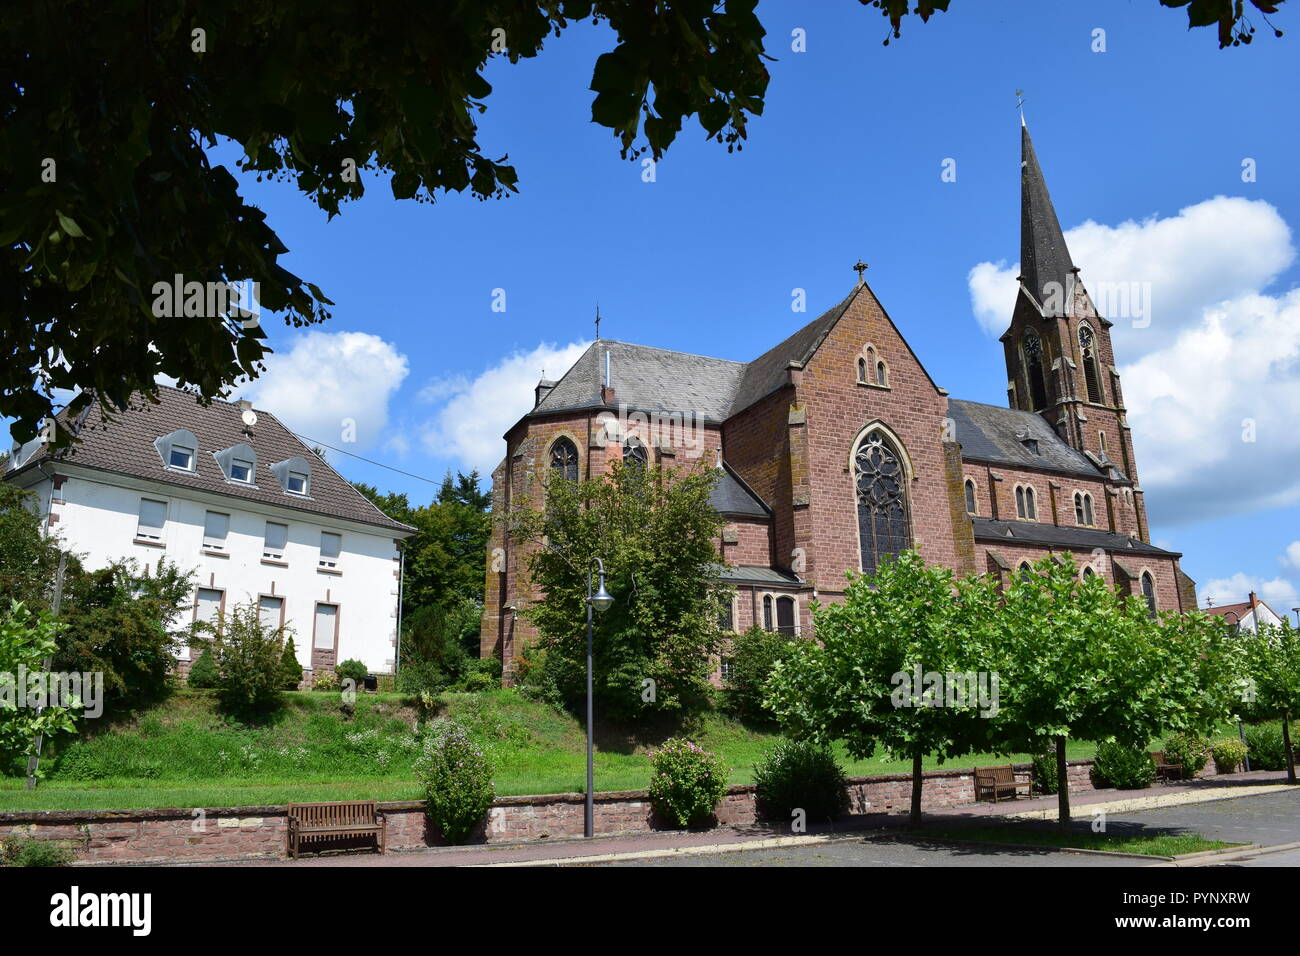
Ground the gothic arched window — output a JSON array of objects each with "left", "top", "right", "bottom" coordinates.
[
  {"left": 622, "top": 437, "right": 648, "bottom": 473},
  {"left": 1016, "top": 485, "right": 1037, "bottom": 520},
  {"left": 853, "top": 430, "right": 911, "bottom": 577},
  {"left": 1083, "top": 494, "right": 1094, "bottom": 527},
  {"left": 857, "top": 357, "right": 867, "bottom": 383},
  {"left": 1023, "top": 332, "right": 1048, "bottom": 410},
  {"left": 1079, "top": 324, "right": 1104, "bottom": 404},
  {"left": 1018, "top": 561, "right": 1034, "bottom": 583},
  {"left": 762, "top": 595, "right": 774, "bottom": 631},
  {"left": 776, "top": 596, "right": 797, "bottom": 635},
  {"left": 876, "top": 360, "right": 888, "bottom": 387},
  {"left": 964, "top": 479, "right": 977, "bottom": 516},
  {"left": 549, "top": 437, "right": 579, "bottom": 483},
  {"left": 1141, "top": 572, "right": 1157, "bottom": 617}
]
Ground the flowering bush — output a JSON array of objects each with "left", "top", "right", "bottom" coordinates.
[
  {"left": 647, "top": 738, "right": 729, "bottom": 828},
  {"left": 1162, "top": 731, "right": 1211, "bottom": 779},
  {"left": 413, "top": 720, "right": 496, "bottom": 844},
  {"left": 1212, "top": 737, "right": 1248, "bottom": 774}
]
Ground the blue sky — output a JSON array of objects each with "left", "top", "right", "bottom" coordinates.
[{"left": 20, "top": 0, "right": 1300, "bottom": 613}]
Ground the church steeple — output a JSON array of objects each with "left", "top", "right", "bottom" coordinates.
[{"left": 1019, "top": 122, "right": 1075, "bottom": 316}]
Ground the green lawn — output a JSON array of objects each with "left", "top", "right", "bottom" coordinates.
[
  {"left": 919, "top": 825, "right": 1241, "bottom": 857},
  {"left": 0, "top": 687, "right": 1104, "bottom": 812}
]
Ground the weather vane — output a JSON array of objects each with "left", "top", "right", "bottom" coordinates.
[
  {"left": 1016, "top": 89, "right": 1025, "bottom": 124},
  {"left": 595, "top": 303, "right": 601, "bottom": 341}
]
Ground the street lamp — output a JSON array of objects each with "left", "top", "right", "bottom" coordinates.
[{"left": 585, "top": 557, "right": 614, "bottom": 837}]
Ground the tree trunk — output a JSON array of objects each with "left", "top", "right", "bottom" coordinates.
[
  {"left": 1284, "top": 713, "right": 1296, "bottom": 785},
  {"left": 909, "top": 750, "right": 923, "bottom": 828},
  {"left": 1055, "top": 736, "right": 1071, "bottom": 832}
]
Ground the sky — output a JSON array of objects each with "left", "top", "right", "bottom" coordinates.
[{"left": 15, "top": 0, "right": 1300, "bottom": 616}]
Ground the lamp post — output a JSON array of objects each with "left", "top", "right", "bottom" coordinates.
[{"left": 585, "top": 558, "right": 614, "bottom": 838}]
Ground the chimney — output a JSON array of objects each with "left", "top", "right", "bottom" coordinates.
[
  {"left": 1249, "top": 591, "right": 1259, "bottom": 614},
  {"left": 534, "top": 378, "right": 557, "bottom": 409}
]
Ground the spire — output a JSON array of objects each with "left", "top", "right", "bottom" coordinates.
[{"left": 1019, "top": 122, "right": 1075, "bottom": 316}]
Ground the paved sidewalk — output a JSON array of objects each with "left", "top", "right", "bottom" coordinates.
[{"left": 225, "top": 769, "right": 1296, "bottom": 868}]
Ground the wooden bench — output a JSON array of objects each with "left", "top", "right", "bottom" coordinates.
[
  {"left": 1151, "top": 752, "right": 1183, "bottom": 783},
  {"left": 287, "top": 800, "right": 386, "bottom": 859},
  {"left": 974, "top": 765, "right": 1033, "bottom": 803}
]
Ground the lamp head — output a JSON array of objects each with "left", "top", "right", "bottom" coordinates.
[{"left": 589, "top": 574, "right": 614, "bottom": 613}]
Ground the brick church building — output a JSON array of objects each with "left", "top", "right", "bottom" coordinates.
[{"left": 480, "top": 123, "right": 1197, "bottom": 673}]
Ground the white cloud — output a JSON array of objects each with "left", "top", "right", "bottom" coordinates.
[
  {"left": 1201, "top": 571, "right": 1298, "bottom": 618},
  {"left": 417, "top": 339, "right": 590, "bottom": 478},
  {"left": 237, "top": 330, "right": 409, "bottom": 454},
  {"left": 968, "top": 196, "right": 1300, "bottom": 524},
  {"left": 1283, "top": 541, "right": 1300, "bottom": 573}
]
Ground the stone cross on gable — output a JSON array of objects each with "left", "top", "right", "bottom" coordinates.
[{"left": 853, "top": 260, "right": 868, "bottom": 286}]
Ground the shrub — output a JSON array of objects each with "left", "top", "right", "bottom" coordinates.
[
  {"left": 647, "top": 738, "right": 729, "bottom": 828},
  {"left": 312, "top": 669, "right": 339, "bottom": 692},
  {"left": 722, "top": 625, "right": 799, "bottom": 723},
  {"left": 753, "top": 738, "right": 848, "bottom": 823},
  {"left": 186, "top": 647, "right": 218, "bottom": 688},
  {"left": 1, "top": 835, "right": 74, "bottom": 866},
  {"left": 452, "top": 656, "right": 502, "bottom": 692},
  {"left": 1163, "top": 731, "right": 1211, "bottom": 779},
  {"left": 1092, "top": 741, "right": 1155, "bottom": 790},
  {"left": 1244, "top": 723, "right": 1291, "bottom": 771},
  {"left": 413, "top": 720, "right": 496, "bottom": 844},
  {"left": 1031, "top": 752, "right": 1059, "bottom": 794},
  {"left": 51, "top": 747, "right": 107, "bottom": 781},
  {"left": 211, "top": 602, "right": 287, "bottom": 719},
  {"left": 462, "top": 670, "right": 497, "bottom": 692},
  {"left": 1212, "top": 737, "right": 1248, "bottom": 774},
  {"left": 336, "top": 659, "right": 369, "bottom": 687},
  {"left": 515, "top": 646, "right": 567, "bottom": 708},
  {"left": 279, "top": 638, "right": 304, "bottom": 690}
]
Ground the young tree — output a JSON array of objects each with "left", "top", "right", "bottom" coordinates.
[
  {"left": 0, "top": 601, "right": 77, "bottom": 772},
  {"left": 0, "top": 484, "right": 64, "bottom": 610},
  {"left": 208, "top": 601, "right": 291, "bottom": 720},
  {"left": 766, "top": 551, "right": 999, "bottom": 826},
  {"left": 1238, "top": 620, "right": 1300, "bottom": 783},
  {"left": 511, "top": 460, "right": 729, "bottom": 722},
  {"left": 279, "top": 637, "right": 304, "bottom": 691}
]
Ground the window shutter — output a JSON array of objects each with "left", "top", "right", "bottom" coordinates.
[
  {"left": 203, "top": 511, "right": 229, "bottom": 547},
  {"left": 137, "top": 499, "right": 167, "bottom": 539},
  {"left": 314, "top": 603, "right": 338, "bottom": 650}
]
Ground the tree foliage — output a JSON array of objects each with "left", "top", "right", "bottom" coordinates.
[
  {"left": 0, "top": 601, "right": 75, "bottom": 772},
  {"left": 511, "top": 460, "right": 729, "bottom": 721},
  {"left": 1238, "top": 620, "right": 1300, "bottom": 780},
  {"left": 0, "top": 484, "right": 62, "bottom": 609}
]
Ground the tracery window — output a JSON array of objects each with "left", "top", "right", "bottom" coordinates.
[{"left": 854, "top": 431, "right": 911, "bottom": 576}]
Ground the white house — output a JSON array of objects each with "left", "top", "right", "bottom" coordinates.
[
  {"left": 1205, "top": 592, "right": 1288, "bottom": 634},
  {"left": 5, "top": 386, "right": 416, "bottom": 680}
]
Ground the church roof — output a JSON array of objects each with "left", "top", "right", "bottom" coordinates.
[
  {"left": 708, "top": 462, "right": 771, "bottom": 517},
  {"left": 948, "top": 398, "right": 1102, "bottom": 478},
  {"left": 1019, "top": 121, "right": 1076, "bottom": 315},
  {"left": 970, "top": 517, "right": 1179, "bottom": 557}
]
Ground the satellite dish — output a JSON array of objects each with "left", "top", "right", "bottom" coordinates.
[{"left": 241, "top": 409, "right": 258, "bottom": 428}]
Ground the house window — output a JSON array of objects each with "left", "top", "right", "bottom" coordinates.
[
  {"left": 857, "top": 357, "right": 868, "bottom": 383},
  {"left": 229, "top": 458, "right": 253, "bottom": 483},
  {"left": 964, "top": 479, "right": 977, "bottom": 516},
  {"left": 876, "top": 361, "right": 888, "bottom": 387},
  {"left": 169, "top": 444, "right": 195, "bottom": 470},
  {"left": 314, "top": 603, "right": 339, "bottom": 651},
  {"left": 549, "top": 437, "right": 579, "bottom": 483},
  {"left": 719, "top": 600, "right": 734, "bottom": 632},
  {"left": 319, "top": 531, "right": 341, "bottom": 569},
  {"left": 263, "top": 521, "right": 288, "bottom": 560},
  {"left": 136, "top": 498, "right": 167, "bottom": 541},
  {"left": 258, "top": 595, "right": 284, "bottom": 634},
  {"left": 776, "top": 596, "right": 797, "bottom": 635},
  {"left": 720, "top": 658, "right": 734, "bottom": 682},
  {"left": 286, "top": 471, "right": 308, "bottom": 495},
  {"left": 190, "top": 587, "right": 224, "bottom": 660},
  {"left": 853, "top": 431, "right": 911, "bottom": 577},
  {"left": 203, "top": 511, "right": 229, "bottom": 550},
  {"left": 1141, "top": 572, "right": 1157, "bottom": 617}
]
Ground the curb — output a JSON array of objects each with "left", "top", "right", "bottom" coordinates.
[
  {"left": 1001, "top": 783, "right": 1296, "bottom": 821},
  {"left": 477, "top": 830, "right": 874, "bottom": 867},
  {"left": 1151, "top": 840, "right": 1299, "bottom": 867}
]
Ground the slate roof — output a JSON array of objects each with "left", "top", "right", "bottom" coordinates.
[
  {"left": 719, "top": 565, "right": 804, "bottom": 586},
  {"left": 970, "top": 517, "right": 1178, "bottom": 557},
  {"left": 948, "top": 398, "right": 1102, "bottom": 478},
  {"left": 1020, "top": 121, "right": 1076, "bottom": 314},
  {"left": 9, "top": 386, "right": 416, "bottom": 534},
  {"left": 708, "top": 463, "right": 770, "bottom": 517}
]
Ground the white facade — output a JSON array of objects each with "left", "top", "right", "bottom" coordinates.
[{"left": 17, "top": 464, "right": 404, "bottom": 676}]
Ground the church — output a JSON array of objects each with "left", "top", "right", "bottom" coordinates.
[{"left": 479, "top": 123, "right": 1198, "bottom": 674}]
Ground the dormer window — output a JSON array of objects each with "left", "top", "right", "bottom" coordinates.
[
  {"left": 169, "top": 445, "right": 195, "bottom": 471},
  {"left": 1022, "top": 438, "right": 1040, "bottom": 456},
  {"left": 270, "top": 456, "right": 314, "bottom": 496},
  {"left": 213, "top": 443, "right": 257, "bottom": 485}
]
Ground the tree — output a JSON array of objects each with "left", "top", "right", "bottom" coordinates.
[
  {"left": 722, "top": 625, "right": 801, "bottom": 724},
  {"left": 0, "top": 601, "right": 76, "bottom": 773},
  {"left": 2, "top": 2, "right": 1276, "bottom": 438},
  {"left": 278, "top": 636, "right": 304, "bottom": 691},
  {"left": 766, "top": 550, "right": 1000, "bottom": 826},
  {"left": 0, "top": 484, "right": 63, "bottom": 610},
  {"left": 208, "top": 600, "right": 290, "bottom": 720},
  {"left": 1238, "top": 620, "right": 1300, "bottom": 783},
  {"left": 989, "top": 556, "right": 1236, "bottom": 830},
  {"left": 511, "top": 460, "right": 729, "bottom": 721}
]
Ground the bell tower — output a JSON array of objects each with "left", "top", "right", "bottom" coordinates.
[{"left": 1000, "top": 119, "right": 1150, "bottom": 541}]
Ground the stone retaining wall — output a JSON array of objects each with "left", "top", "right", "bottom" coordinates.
[{"left": 2, "top": 760, "right": 1105, "bottom": 864}]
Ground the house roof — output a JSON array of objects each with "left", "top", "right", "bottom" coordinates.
[
  {"left": 948, "top": 398, "right": 1104, "bottom": 478},
  {"left": 970, "top": 516, "right": 1178, "bottom": 557},
  {"left": 9, "top": 386, "right": 416, "bottom": 534},
  {"left": 1205, "top": 600, "right": 1283, "bottom": 623}
]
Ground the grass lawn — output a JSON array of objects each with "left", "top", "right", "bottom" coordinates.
[
  {"left": 2, "top": 686, "right": 1230, "bottom": 813},
  {"left": 918, "top": 825, "right": 1241, "bottom": 857}
]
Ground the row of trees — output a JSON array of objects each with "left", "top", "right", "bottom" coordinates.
[{"left": 764, "top": 550, "right": 1291, "bottom": 829}]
